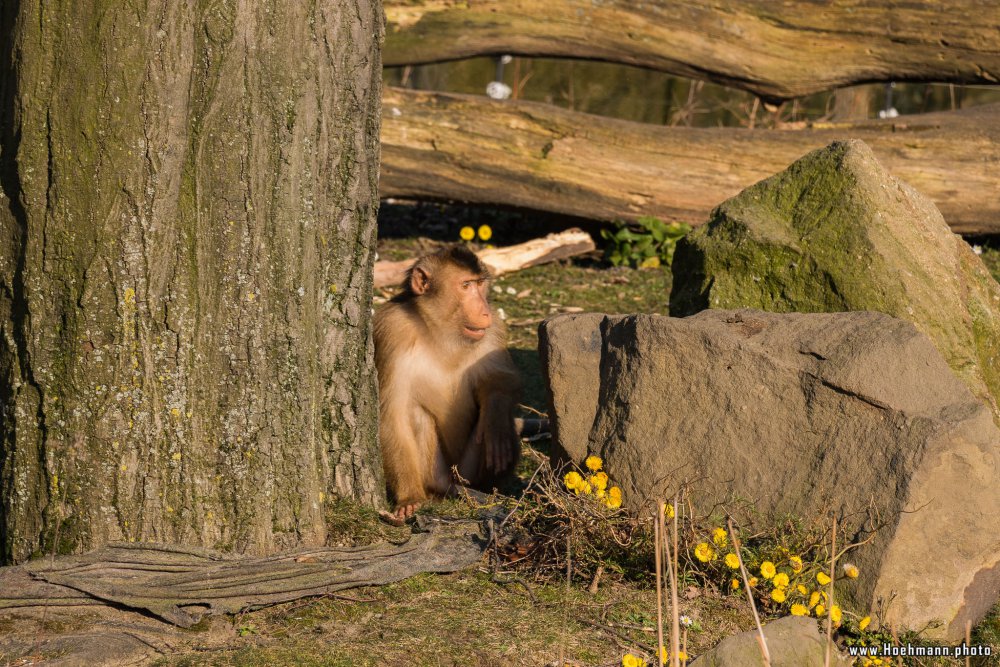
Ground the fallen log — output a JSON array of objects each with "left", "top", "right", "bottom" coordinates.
[
  {"left": 3, "top": 517, "right": 488, "bottom": 628},
  {"left": 383, "top": 0, "right": 1000, "bottom": 101},
  {"left": 380, "top": 88, "right": 1000, "bottom": 235},
  {"left": 374, "top": 228, "right": 595, "bottom": 289}
]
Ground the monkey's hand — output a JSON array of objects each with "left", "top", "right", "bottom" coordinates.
[{"left": 481, "top": 396, "right": 520, "bottom": 476}]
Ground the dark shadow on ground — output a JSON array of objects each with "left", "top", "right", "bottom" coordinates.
[{"left": 378, "top": 200, "right": 608, "bottom": 244}]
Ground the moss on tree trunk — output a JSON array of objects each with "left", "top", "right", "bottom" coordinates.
[{"left": 0, "top": 0, "right": 385, "bottom": 564}]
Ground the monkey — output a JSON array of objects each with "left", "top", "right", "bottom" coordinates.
[{"left": 374, "top": 244, "right": 522, "bottom": 522}]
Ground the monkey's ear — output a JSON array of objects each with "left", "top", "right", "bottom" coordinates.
[{"left": 410, "top": 266, "right": 432, "bottom": 294}]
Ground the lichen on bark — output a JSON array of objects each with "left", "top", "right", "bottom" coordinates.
[{"left": 0, "top": 0, "right": 385, "bottom": 564}]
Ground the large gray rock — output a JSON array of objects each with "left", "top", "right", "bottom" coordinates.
[
  {"left": 540, "top": 309, "right": 1000, "bottom": 640},
  {"left": 690, "top": 616, "right": 848, "bottom": 667},
  {"left": 670, "top": 140, "right": 1000, "bottom": 426}
]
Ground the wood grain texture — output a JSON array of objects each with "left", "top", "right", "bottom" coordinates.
[
  {"left": 384, "top": 0, "right": 1000, "bottom": 100},
  {"left": 381, "top": 87, "right": 1000, "bottom": 234}
]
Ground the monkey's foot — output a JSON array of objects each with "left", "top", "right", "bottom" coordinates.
[{"left": 378, "top": 503, "right": 421, "bottom": 527}]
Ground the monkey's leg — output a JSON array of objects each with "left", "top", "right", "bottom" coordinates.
[{"left": 381, "top": 405, "right": 441, "bottom": 520}]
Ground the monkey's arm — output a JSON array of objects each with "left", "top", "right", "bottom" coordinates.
[{"left": 472, "top": 350, "right": 522, "bottom": 477}]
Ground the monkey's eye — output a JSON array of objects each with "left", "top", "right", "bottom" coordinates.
[{"left": 461, "top": 280, "right": 473, "bottom": 290}]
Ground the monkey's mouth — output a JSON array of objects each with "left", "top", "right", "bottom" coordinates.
[{"left": 463, "top": 326, "right": 487, "bottom": 340}]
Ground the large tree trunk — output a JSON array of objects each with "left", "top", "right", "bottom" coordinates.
[
  {"left": 380, "top": 88, "right": 1000, "bottom": 235},
  {"left": 383, "top": 0, "right": 1000, "bottom": 101},
  {"left": 0, "top": 1, "right": 384, "bottom": 565}
]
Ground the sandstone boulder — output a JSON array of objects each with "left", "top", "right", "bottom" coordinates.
[
  {"left": 538, "top": 312, "right": 608, "bottom": 464},
  {"left": 690, "top": 616, "right": 848, "bottom": 667},
  {"left": 670, "top": 140, "right": 1000, "bottom": 425},
  {"left": 539, "top": 309, "right": 1000, "bottom": 640}
]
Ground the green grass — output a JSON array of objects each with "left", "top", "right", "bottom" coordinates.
[
  {"left": 155, "top": 570, "right": 752, "bottom": 667},
  {"left": 977, "top": 241, "right": 1000, "bottom": 284},
  {"left": 153, "top": 222, "right": 1000, "bottom": 667}
]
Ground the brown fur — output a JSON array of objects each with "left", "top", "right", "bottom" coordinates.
[{"left": 374, "top": 245, "right": 521, "bottom": 519}]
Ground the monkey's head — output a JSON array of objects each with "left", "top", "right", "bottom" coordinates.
[{"left": 404, "top": 245, "right": 494, "bottom": 342}]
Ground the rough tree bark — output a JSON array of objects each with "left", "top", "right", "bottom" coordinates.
[
  {"left": 380, "top": 88, "right": 1000, "bottom": 235},
  {"left": 0, "top": 1, "right": 384, "bottom": 565},
  {"left": 383, "top": 0, "right": 1000, "bottom": 101}
]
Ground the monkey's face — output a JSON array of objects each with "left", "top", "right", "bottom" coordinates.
[{"left": 455, "top": 273, "right": 492, "bottom": 341}]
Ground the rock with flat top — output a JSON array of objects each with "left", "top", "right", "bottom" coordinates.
[{"left": 540, "top": 308, "right": 1000, "bottom": 640}]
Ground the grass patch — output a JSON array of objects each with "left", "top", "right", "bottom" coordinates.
[
  {"left": 153, "top": 569, "right": 753, "bottom": 667},
  {"left": 155, "top": 224, "right": 1000, "bottom": 666}
]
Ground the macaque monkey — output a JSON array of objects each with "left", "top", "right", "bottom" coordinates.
[{"left": 374, "top": 245, "right": 522, "bottom": 522}]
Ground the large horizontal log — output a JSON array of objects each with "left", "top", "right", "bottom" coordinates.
[
  {"left": 383, "top": 1, "right": 1000, "bottom": 100},
  {"left": 380, "top": 87, "right": 1000, "bottom": 235}
]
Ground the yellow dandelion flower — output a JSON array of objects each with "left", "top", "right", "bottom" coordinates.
[
  {"left": 596, "top": 488, "right": 606, "bottom": 498},
  {"left": 771, "top": 588, "right": 786, "bottom": 603},
  {"left": 677, "top": 651, "right": 687, "bottom": 662},
  {"left": 660, "top": 647, "right": 668, "bottom": 664},
  {"left": 665, "top": 503, "right": 675, "bottom": 518},
  {"left": 622, "top": 654, "right": 641, "bottom": 667},
  {"left": 579, "top": 481, "right": 593, "bottom": 495},
  {"left": 814, "top": 603, "right": 826, "bottom": 617},
  {"left": 796, "top": 584, "right": 807, "bottom": 595},
  {"left": 789, "top": 556, "right": 803, "bottom": 572},
  {"left": 564, "top": 471, "right": 583, "bottom": 490},
  {"left": 817, "top": 572, "right": 831, "bottom": 586},
  {"left": 773, "top": 572, "right": 789, "bottom": 588},
  {"left": 809, "top": 591, "right": 821, "bottom": 608},
  {"left": 859, "top": 616, "right": 871, "bottom": 631},
  {"left": 730, "top": 578, "right": 740, "bottom": 591},
  {"left": 712, "top": 527, "right": 728, "bottom": 548},
  {"left": 605, "top": 494, "right": 622, "bottom": 509},
  {"left": 843, "top": 563, "right": 859, "bottom": 579},
  {"left": 459, "top": 226, "right": 475, "bottom": 241},
  {"left": 760, "top": 561, "right": 776, "bottom": 579},
  {"left": 748, "top": 576, "right": 758, "bottom": 587},
  {"left": 585, "top": 455, "right": 603, "bottom": 471},
  {"left": 694, "top": 542, "right": 715, "bottom": 562},
  {"left": 830, "top": 605, "right": 842, "bottom": 624},
  {"left": 724, "top": 553, "right": 740, "bottom": 569},
  {"left": 790, "top": 603, "right": 808, "bottom": 616},
  {"left": 477, "top": 224, "right": 492, "bottom": 241},
  {"left": 591, "top": 472, "right": 609, "bottom": 490}
]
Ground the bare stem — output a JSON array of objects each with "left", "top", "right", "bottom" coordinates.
[
  {"left": 655, "top": 502, "right": 666, "bottom": 666},
  {"left": 824, "top": 516, "right": 838, "bottom": 667},
  {"left": 670, "top": 494, "right": 681, "bottom": 667},
  {"left": 728, "top": 517, "right": 771, "bottom": 667},
  {"left": 559, "top": 525, "right": 572, "bottom": 666}
]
